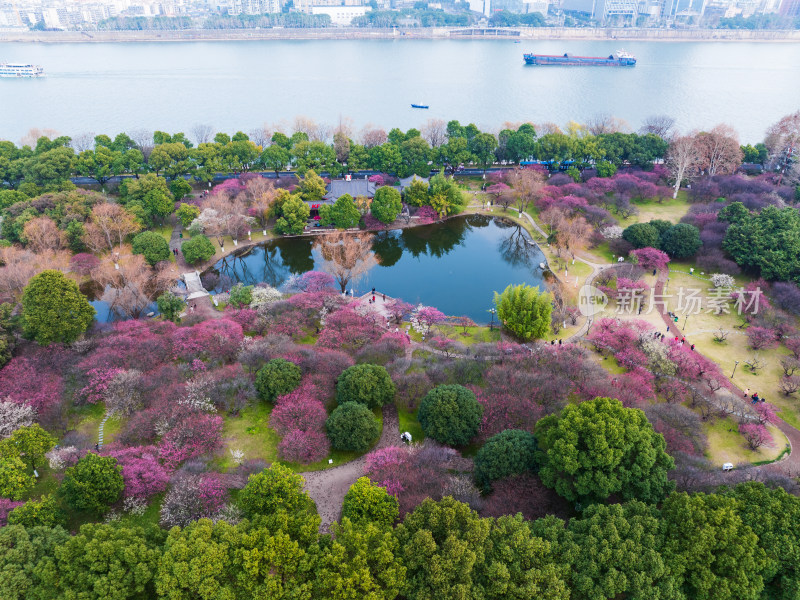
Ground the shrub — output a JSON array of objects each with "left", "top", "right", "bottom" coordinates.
[
  {"left": 226, "top": 283, "right": 252, "bottom": 309},
  {"left": 0, "top": 457, "right": 35, "bottom": 500},
  {"left": 255, "top": 358, "right": 302, "bottom": 402},
  {"left": 494, "top": 283, "right": 552, "bottom": 342},
  {"left": 342, "top": 476, "right": 399, "bottom": 526},
  {"left": 418, "top": 384, "right": 483, "bottom": 447},
  {"left": 157, "top": 291, "right": 185, "bottom": 323},
  {"left": 622, "top": 223, "right": 659, "bottom": 249},
  {"left": 181, "top": 234, "right": 215, "bottom": 265},
  {"left": 7, "top": 494, "right": 65, "bottom": 528},
  {"left": 60, "top": 453, "right": 124, "bottom": 514},
  {"left": 326, "top": 402, "right": 380, "bottom": 452},
  {"left": 659, "top": 223, "right": 701, "bottom": 259},
  {"left": 711, "top": 273, "right": 736, "bottom": 288},
  {"left": 336, "top": 364, "right": 396, "bottom": 409},
  {"left": 238, "top": 464, "right": 314, "bottom": 517},
  {"left": 473, "top": 429, "right": 538, "bottom": 492},
  {"left": 131, "top": 230, "right": 171, "bottom": 266}
]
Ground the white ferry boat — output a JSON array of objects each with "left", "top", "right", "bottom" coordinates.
[{"left": 0, "top": 63, "right": 45, "bottom": 78}]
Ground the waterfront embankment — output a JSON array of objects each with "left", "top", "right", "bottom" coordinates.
[{"left": 2, "top": 26, "right": 800, "bottom": 43}]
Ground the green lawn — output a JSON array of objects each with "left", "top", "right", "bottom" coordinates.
[
  {"left": 219, "top": 404, "right": 384, "bottom": 473},
  {"left": 704, "top": 416, "right": 787, "bottom": 466},
  {"left": 398, "top": 409, "right": 424, "bottom": 443},
  {"left": 219, "top": 404, "right": 280, "bottom": 471}
]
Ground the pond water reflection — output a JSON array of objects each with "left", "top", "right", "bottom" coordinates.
[{"left": 207, "top": 214, "right": 548, "bottom": 323}]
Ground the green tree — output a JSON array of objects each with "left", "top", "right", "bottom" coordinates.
[
  {"left": 169, "top": 178, "right": 192, "bottom": 202},
  {"left": 475, "top": 513, "right": 571, "bottom": 600},
  {"left": 228, "top": 282, "right": 253, "bottom": 308},
  {"left": 54, "top": 523, "right": 163, "bottom": 600},
  {"left": 131, "top": 230, "right": 171, "bottom": 266},
  {"left": 7, "top": 494, "right": 65, "bottom": 528},
  {"left": 24, "top": 147, "right": 75, "bottom": 190},
  {"left": 176, "top": 202, "right": 200, "bottom": 228},
  {"left": 314, "top": 517, "right": 406, "bottom": 599},
  {"left": 567, "top": 501, "right": 680, "bottom": 600},
  {"left": 371, "top": 186, "right": 403, "bottom": 224},
  {"left": 595, "top": 160, "right": 617, "bottom": 177},
  {"left": 403, "top": 177, "right": 430, "bottom": 207},
  {"left": 622, "top": 223, "right": 660, "bottom": 249},
  {"left": 261, "top": 144, "right": 291, "bottom": 175},
  {"left": 473, "top": 429, "right": 537, "bottom": 491},
  {"left": 469, "top": 132, "right": 498, "bottom": 173},
  {"left": 396, "top": 497, "right": 490, "bottom": 600},
  {"left": 341, "top": 477, "right": 399, "bottom": 527},
  {"left": 298, "top": 169, "right": 327, "bottom": 202},
  {"left": 320, "top": 194, "right": 361, "bottom": 229},
  {"left": 122, "top": 173, "right": 174, "bottom": 224},
  {"left": 661, "top": 491, "right": 766, "bottom": 600},
  {"left": 722, "top": 204, "right": 800, "bottom": 283},
  {"left": 238, "top": 464, "right": 315, "bottom": 518},
  {"left": 326, "top": 402, "right": 380, "bottom": 452},
  {"left": 427, "top": 172, "right": 463, "bottom": 217},
  {"left": 274, "top": 194, "right": 310, "bottom": 236},
  {"left": 494, "top": 283, "right": 552, "bottom": 342},
  {"left": 0, "top": 525, "right": 69, "bottom": 600},
  {"left": 2, "top": 424, "right": 55, "bottom": 470},
  {"left": 0, "top": 302, "right": 16, "bottom": 369},
  {"left": 155, "top": 515, "right": 318, "bottom": 600},
  {"left": 60, "top": 453, "right": 124, "bottom": 514},
  {"left": 156, "top": 291, "right": 185, "bottom": 323},
  {"left": 536, "top": 397, "right": 675, "bottom": 505},
  {"left": 659, "top": 223, "right": 701, "bottom": 259},
  {"left": 0, "top": 456, "right": 34, "bottom": 500},
  {"left": 726, "top": 482, "right": 800, "bottom": 600},
  {"left": 418, "top": 384, "right": 482, "bottom": 447},
  {"left": 21, "top": 270, "right": 95, "bottom": 345},
  {"left": 336, "top": 364, "right": 396, "bottom": 409},
  {"left": 180, "top": 234, "right": 215, "bottom": 265},
  {"left": 255, "top": 358, "right": 302, "bottom": 402}
]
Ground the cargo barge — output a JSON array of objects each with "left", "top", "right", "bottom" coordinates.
[{"left": 523, "top": 50, "right": 636, "bottom": 67}]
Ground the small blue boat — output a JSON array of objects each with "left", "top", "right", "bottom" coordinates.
[{"left": 411, "top": 103, "right": 429, "bottom": 109}]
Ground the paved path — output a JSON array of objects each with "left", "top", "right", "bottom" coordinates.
[
  {"left": 169, "top": 218, "right": 190, "bottom": 270},
  {"left": 300, "top": 404, "right": 400, "bottom": 530}
]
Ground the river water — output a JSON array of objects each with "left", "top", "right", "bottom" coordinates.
[
  {"left": 1, "top": 39, "right": 799, "bottom": 143},
  {"left": 208, "top": 214, "right": 547, "bottom": 322}
]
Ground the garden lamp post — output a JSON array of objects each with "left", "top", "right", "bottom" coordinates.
[
  {"left": 683, "top": 313, "right": 689, "bottom": 330},
  {"left": 488, "top": 308, "right": 496, "bottom": 331},
  {"left": 731, "top": 360, "right": 739, "bottom": 378}
]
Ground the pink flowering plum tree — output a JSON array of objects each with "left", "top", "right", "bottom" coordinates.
[
  {"left": 172, "top": 318, "right": 244, "bottom": 364},
  {"left": 318, "top": 307, "right": 383, "bottom": 353},
  {"left": 629, "top": 247, "right": 670, "bottom": 271},
  {"left": 739, "top": 423, "right": 773, "bottom": 450},
  {"left": 158, "top": 412, "right": 224, "bottom": 470},
  {"left": 104, "top": 445, "right": 169, "bottom": 499},
  {"left": 746, "top": 326, "right": 778, "bottom": 350},
  {"left": 277, "top": 429, "right": 330, "bottom": 464}
]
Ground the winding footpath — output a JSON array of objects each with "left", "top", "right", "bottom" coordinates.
[{"left": 300, "top": 404, "right": 400, "bottom": 530}]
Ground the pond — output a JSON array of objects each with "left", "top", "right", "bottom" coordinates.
[{"left": 206, "top": 214, "right": 548, "bottom": 323}]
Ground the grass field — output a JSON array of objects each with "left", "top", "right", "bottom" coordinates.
[
  {"left": 398, "top": 409, "right": 425, "bottom": 443},
  {"left": 704, "top": 417, "right": 787, "bottom": 466}
]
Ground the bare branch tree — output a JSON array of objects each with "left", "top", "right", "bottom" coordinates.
[
  {"left": 666, "top": 135, "right": 703, "bottom": 199},
  {"left": 191, "top": 124, "right": 215, "bottom": 145},
  {"left": 421, "top": 119, "right": 448, "bottom": 148},
  {"left": 695, "top": 124, "right": 743, "bottom": 176},
  {"left": 639, "top": 115, "right": 676, "bottom": 139},
  {"left": 71, "top": 132, "right": 96, "bottom": 152}
]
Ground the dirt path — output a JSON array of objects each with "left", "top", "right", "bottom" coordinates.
[{"left": 300, "top": 404, "right": 400, "bottom": 530}]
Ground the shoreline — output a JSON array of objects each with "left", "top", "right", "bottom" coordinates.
[{"left": 2, "top": 27, "right": 800, "bottom": 43}]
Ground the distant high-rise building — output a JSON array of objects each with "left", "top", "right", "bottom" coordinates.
[{"left": 483, "top": 0, "right": 491, "bottom": 17}]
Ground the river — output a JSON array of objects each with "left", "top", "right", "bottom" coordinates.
[{"left": 1, "top": 39, "right": 799, "bottom": 143}]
